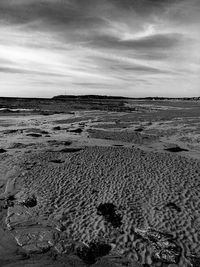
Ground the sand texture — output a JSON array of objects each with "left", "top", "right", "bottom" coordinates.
[{"left": 0, "top": 99, "right": 200, "bottom": 266}]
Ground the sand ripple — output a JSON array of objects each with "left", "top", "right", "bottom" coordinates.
[{"left": 6, "top": 146, "right": 199, "bottom": 266}]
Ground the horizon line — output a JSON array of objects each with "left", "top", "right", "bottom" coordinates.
[{"left": 0, "top": 94, "right": 200, "bottom": 100}]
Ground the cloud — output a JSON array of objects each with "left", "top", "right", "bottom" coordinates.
[
  {"left": 0, "top": 0, "right": 199, "bottom": 97},
  {"left": 0, "top": 0, "right": 105, "bottom": 29},
  {"left": 90, "top": 55, "right": 174, "bottom": 75},
  {"left": 0, "top": 66, "right": 68, "bottom": 77},
  {"left": 90, "top": 33, "right": 184, "bottom": 51}
]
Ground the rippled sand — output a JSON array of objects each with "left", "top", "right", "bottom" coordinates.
[
  {"left": 0, "top": 146, "right": 199, "bottom": 266},
  {"left": 0, "top": 102, "right": 200, "bottom": 266}
]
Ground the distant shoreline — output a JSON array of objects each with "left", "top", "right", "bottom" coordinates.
[{"left": 0, "top": 95, "right": 199, "bottom": 101}]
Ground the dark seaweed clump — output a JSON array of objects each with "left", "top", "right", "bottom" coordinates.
[
  {"left": 26, "top": 133, "right": 42, "bottom": 138},
  {"left": 5, "top": 195, "right": 15, "bottom": 208},
  {"left": 76, "top": 241, "right": 111, "bottom": 265},
  {"left": 69, "top": 128, "right": 83, "bottom": 134},
  {"left": 53, "top": 126, "right": 61, "bottom": 131},
  {"left": 50, "top": 159, "right": 64, "bottom": 164},
  {"left": 97, "top": 203, "right": 122, "bottom": 228},
  {"left": 60, "top": 148, "right": 82, "bottom": 153},
  {"left": 22, "top": 195, "right": 37, "bottom": 208},
  {"left": 135, "top": 128, "right": 144, "bottom": 132},
  {"left": 3, "top": 129, "right": 19, "bottom": 134},
  {"left": 164, "top": 146, "right": 188, "bottom": 152}
]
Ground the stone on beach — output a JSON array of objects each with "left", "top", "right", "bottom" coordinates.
[
  {"left": 134, "top": 228, "right": 181, "bottom": 264},
  {"left": 14, "top": 227, "right": 56, "bottom": 254}
]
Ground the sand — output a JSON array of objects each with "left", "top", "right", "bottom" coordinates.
[{"left": 0, "top": 99, "right": 200, "bottom": 267}]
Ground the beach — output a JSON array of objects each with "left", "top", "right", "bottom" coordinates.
[{"left": 0, "top": 98, "right": 200, "bottom": 266}]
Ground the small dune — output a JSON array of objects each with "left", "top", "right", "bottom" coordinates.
[{"left": 88, "top": 129, "right": 157, "bottom": 144}]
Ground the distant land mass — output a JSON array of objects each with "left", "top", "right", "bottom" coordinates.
[
  {"left": 0, "top": 94, "right": 199, "bottom": 118},
  {"left": 0, "top": 95, "right": 199, "bottom": 101},
  {"left": 52, "top": 95, "right": 200, "bottom": 101}
]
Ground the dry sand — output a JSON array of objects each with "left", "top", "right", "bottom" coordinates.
[{"left": 0, "top": 100, "right": 200, "bottom": 267}]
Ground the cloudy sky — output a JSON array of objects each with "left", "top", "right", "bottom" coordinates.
[{"left": 0, "top": 0, "right": 199, "bottom": 97}]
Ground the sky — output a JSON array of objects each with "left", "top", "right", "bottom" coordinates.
[{"left": 0, "top": 0, "right": 199, "bottom": 98}]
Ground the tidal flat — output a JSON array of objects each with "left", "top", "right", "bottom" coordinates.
[{"left": 0, "top": 97, "right": 200, "bottom": 267}]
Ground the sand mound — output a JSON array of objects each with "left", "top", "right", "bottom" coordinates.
[
  {"left": 88, "top": 129, "right": 157, "bottom": 144},
  {"left": 53, "top": 116, "right": 94, "bottom": 125},
  {"left": 92, "top": 123, "right": 131, "bottom": 129}
]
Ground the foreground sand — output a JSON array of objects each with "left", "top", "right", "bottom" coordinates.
[{"left": 0, "top": 101, "right": 200, "bottom": 267}]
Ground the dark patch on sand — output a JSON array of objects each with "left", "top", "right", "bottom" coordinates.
[
  {"left": 0, "top": 148, "right": 7, "bottom": 153},
  {"left": 64, "top": 141, "right": 72, "bottom": 146},
  {"left": 50, "top": 159, "right": 64, "bottom": 164},
  {"left": 97, "top": 203, "right": 122, "bottom": 228},
  {"left": 5, "top": 195, "right": 15, "bottom": 208},
  {"left": 3, "top": 129, "right": 19, "bottom": 134},
  {"left": 135, "top": 128, "right": 144, "bottom": 132},
  {"left": 76, "top": 241, "right": 112, "bottom": 265},
  {"left": 40, "top": 130, "right": 49, "bottom": 134},
  {"left": 22, "top": 194, "right": 37, "bottom": 208},
  {"left": 60, "top": 148, "right": 83, "bottom": 153},
  {"left": 26, "top": 133, "right": 42, "bottom": 138},
  {"left": 53, "top": 126, "right": 61, "bottom": 131},
  {"left": 164, "top": 146, "right": 188, "bottom": 152},
  {"left": 165, "top": 202, "right": 181, "bottom": 212},
  {"left": 105, "top": 137, "right": 112, "bottom": 140}
]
